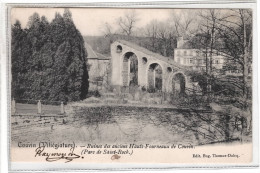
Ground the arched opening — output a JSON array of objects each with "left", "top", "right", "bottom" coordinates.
[
  {"left": 148, "top": 63, "right": 162, "bottom": 92},
  {"left": 116, "top": 45, "right": 122, "bottom": 53},
  {"left": 167, "top": 67, "right": 172, "bottom": 73},
  {"left": 122, "top": 52, "right": 138, "bottom": 86},
  {"left": 142, "top": 57, "right": 147, "bottom": 64},
  {"left": 172, "top": 73, "right": 186, "bottom": 94}
]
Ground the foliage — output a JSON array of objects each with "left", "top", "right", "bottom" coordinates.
[
  {"left": 12, "top": 9, "right": 89, "bottom": 102},
  {"left": 189, "top": 71, "right": 208, "bottom": 94},
  {"left": 87, "top": 90, "right": 101, "bottom": 98},
  {"left": 189, "top": 70, "right": 245, "bottom": 97}
]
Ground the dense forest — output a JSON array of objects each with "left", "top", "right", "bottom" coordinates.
[{"left": 11, "top": 9, "right": 89, "bottom": 102}]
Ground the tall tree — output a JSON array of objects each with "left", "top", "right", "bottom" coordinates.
[
  {"left": 170, "top": 9, "right": 197, "bottom": 38},
  {"left": 207, "top": 9, "right": 252, "bottom": 100},
  {"left": 142, "top": 20, "right": 175, "bottom": 57},
  {"left": 11, "top": 20, "right": 30, "bottom": 98},
  {"left": 144, "top": 20, "right": 159, "bottom": 52},
  {"left": 157, "top": 21, "right": 174, "bottom": 57},
  {"left": 11, "top": 9, "right": 89, "bottom": 102}
]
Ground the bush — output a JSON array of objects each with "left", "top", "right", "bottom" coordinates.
[
  {"left": 141, "top": 86, "right": 146, "bottom": 92},
  {"left": 87, "top": 90, "right": 101, "bottom": 98}
]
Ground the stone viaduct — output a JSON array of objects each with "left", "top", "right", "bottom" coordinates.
[{"left": 110, "top": 40, "right": 193, "bottom": 93}]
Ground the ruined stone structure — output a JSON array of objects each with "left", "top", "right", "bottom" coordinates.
[{"left": 110, "top": 40, "right": 193, "bottom": 93}]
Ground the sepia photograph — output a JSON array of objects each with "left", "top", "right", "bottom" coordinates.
[{"left": 9, "top": 6, "right": 255, "bottom": 166}]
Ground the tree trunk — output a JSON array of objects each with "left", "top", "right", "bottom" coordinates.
[
  {"left": 243, "top": 53, "right": 249, "bottom": 100},
  {"left": 163, "top": 39, "right": 167, "bottom": 57},
  {"left": 243, "top": 31, "right": 249, "bottom": 100}
]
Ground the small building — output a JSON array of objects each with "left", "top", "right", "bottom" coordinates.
[
  {"left": 174, "top": 37, "right": 225, "bottom": 74},
  {"left": 85, "top": 43, "right": 110, "bottom": 91}
]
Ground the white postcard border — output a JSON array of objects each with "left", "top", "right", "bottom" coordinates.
[{"left": 1, "top": 0, "right": 259, "bottom": 172}]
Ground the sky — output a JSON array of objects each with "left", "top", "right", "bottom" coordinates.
[{"left": 11, "top": 8, "right": 177, "bottom": 36}]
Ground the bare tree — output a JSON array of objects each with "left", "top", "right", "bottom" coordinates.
[
  {"left": 198, "top": 10, "right": 222, "bottom": 74},
  {"left": 193, "top": 9, "right": 252, "bottom": 101},
  {"left": 100, "top": 22, "right": 116, "bottom": 44},
  {"left": 145, "top": 20, "right": 175, "bottom": 56},
  {"left": 157, "top": 21, "right": 174, "bottom": 56},
  {"left": 102, "top": 22, "right": 114, "bottom": 37},
  {"left": 144, "top": 20, "right": 159, "bottom": 51},
  {"left": 142, "top": 20, "right": 175, "bottom": 57},
  {"left": 196, "top": 9, "right": 222, "bottom": 100},
  {"left": 211, "top": 9, "right": 252, "bottom": 100},
  {"left": 194, "top": 9, "right": 252, "bottom": 132},
  {"left": 170, "top": 9, "right": 198, "bottom": 38},
  {"left": 116, "top": 10, "right": 139, "bottom": 37}
]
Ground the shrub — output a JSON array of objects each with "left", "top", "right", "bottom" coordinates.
[{"left": 87, "top": 90, "right": 101, "bottom": 98}]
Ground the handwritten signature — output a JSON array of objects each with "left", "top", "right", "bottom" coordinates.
[{"left": 35, "top": 145, "right": 81, "bottom": 163}]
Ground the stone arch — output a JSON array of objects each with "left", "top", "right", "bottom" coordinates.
[
  {"left": 147, "top": 63, "right": 163, "bottom": 92},
  {"left": 171, "top": 72, "right": 186, "bottom": 94},
  {"left": 122, "top": 52, "right": 138, "bottom": 86}
]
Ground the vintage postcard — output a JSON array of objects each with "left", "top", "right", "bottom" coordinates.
[{"left": 6, "top": 2, "right": 258, "bottom": 171}]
